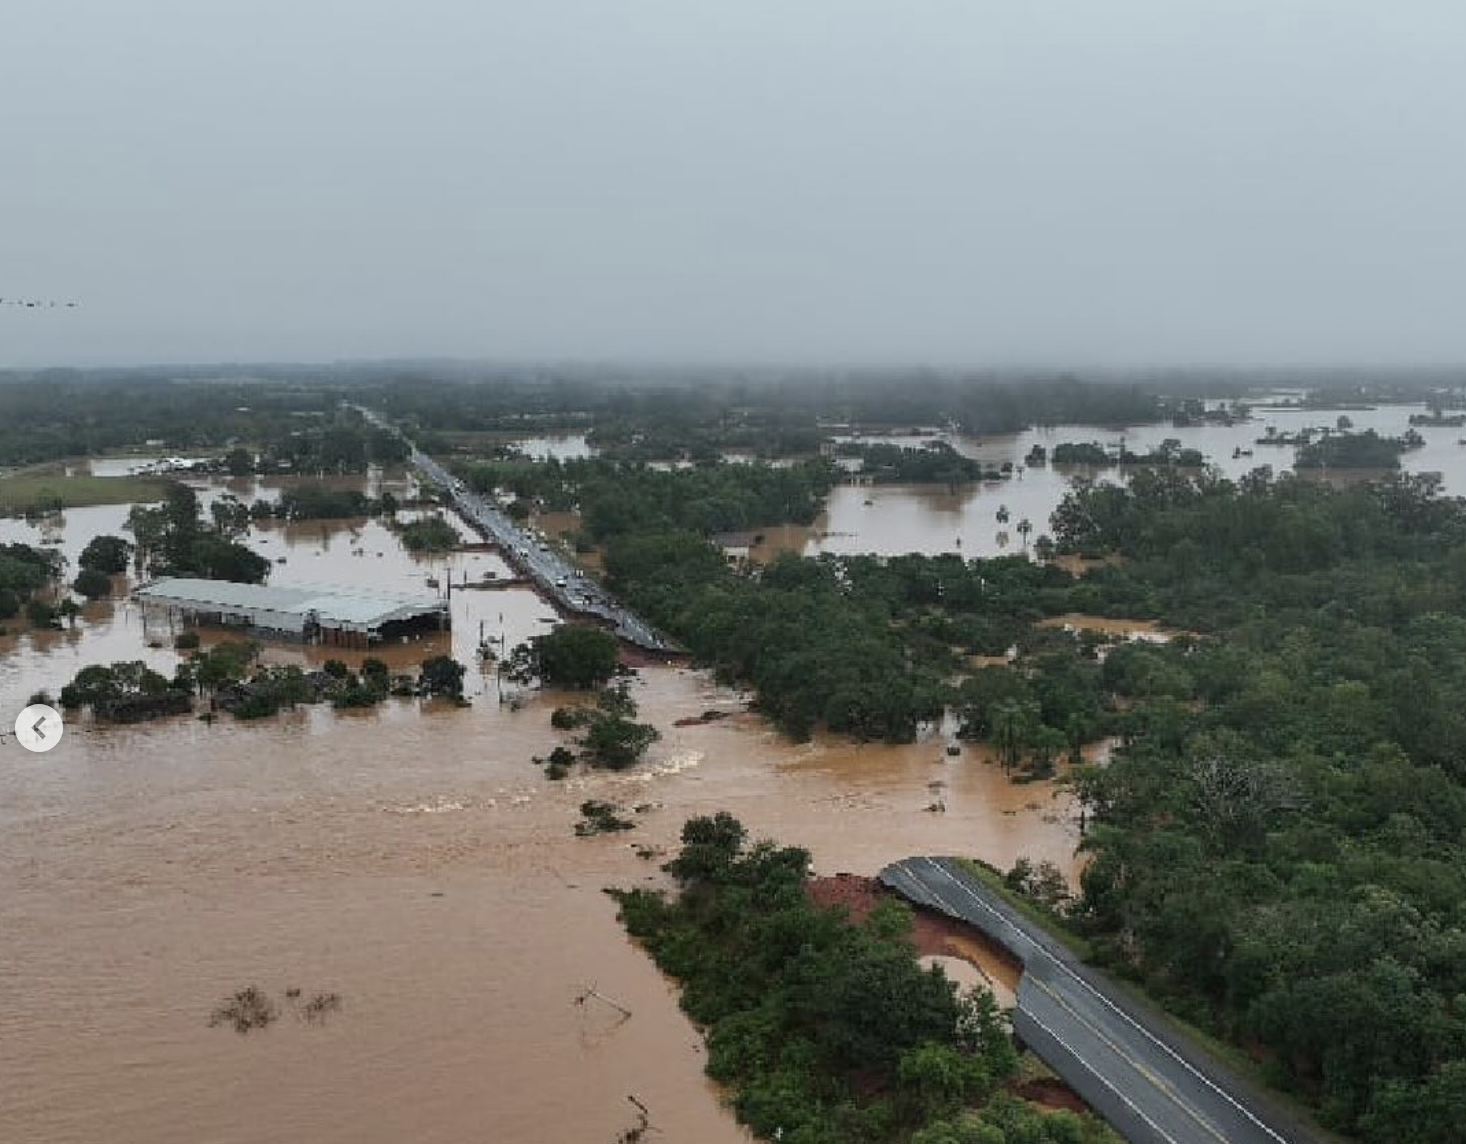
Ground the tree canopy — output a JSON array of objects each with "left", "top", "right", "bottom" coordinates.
[{"left": 614, "top": 815, "right": 1117, "bottom": 1144}]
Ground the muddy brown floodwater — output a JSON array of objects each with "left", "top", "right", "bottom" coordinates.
[
  {"left": 0, "top": 477, "right": 1082, "bottom": 1144},
  {"left": 748, "top": 400, "right": 1466, "bottom": 560}
]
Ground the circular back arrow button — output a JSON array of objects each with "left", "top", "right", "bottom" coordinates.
[{"left": 15, "top": 704, "right": 64, "bottom": 753}]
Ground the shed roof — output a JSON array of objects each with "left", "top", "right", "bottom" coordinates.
[{"left": 135, "top": 577, "right": 444, "bottom": 632}]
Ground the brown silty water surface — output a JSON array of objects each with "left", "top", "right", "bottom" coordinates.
[
  {"left": 745, "top": 401, "right": 1466, "bottom": 560},
  {"left": 0, "top": 477, "right": 1081, "bottom": 1144}
]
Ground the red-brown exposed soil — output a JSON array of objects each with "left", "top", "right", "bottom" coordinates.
[
  {"left": 809, "top": 874, "right": 1023, "bottom": 994},
  {"left": 1015, "top": 1077, "right": 1089, "bottom": 1113},
  {"left": 808, "top": 874, "right": 1088, "bottom": 1116}
]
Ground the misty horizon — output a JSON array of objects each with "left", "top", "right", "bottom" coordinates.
[{"left": 4, "top": 1, "right": 1464, "bottom": 369}]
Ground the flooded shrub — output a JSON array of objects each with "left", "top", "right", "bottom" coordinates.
[
  {"left": 209, "top": 986, "right": 277, "bottom": 1034},
  {"left": 210, "top": 985, "right": 344, "bottom": 1032},
  {"left": 360, "top": 657, "right": 390, "bottom": 693},
  {"left": 419, "top": 654, "right": 466, "bottom": 699},
  {"left": 301, "top": 992, "right": 342, "bottom": 1024},
  {"left": 576, "top": 800, "right": 635, "bottom": 836},
  {"left": 550, "top": 705, "right": 588, "bottom": 730},
  {"left": 73, "top": 567, "right": 113, "bottom": 599},
  {"left": 398, "top": 514, "right": 461, "bottom": 552}
]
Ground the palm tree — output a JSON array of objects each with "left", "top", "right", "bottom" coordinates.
[
  {"left": 1017, "top": 518, "right": 1033, "bottom": 548},
  {"left": 992, "top": 703, "right": 1027, "bottom": 775},
  {"left": 996, "top": 505, "right": 1011, "bottom": 525}
]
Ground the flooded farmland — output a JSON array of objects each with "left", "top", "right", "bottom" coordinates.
[
  {"left": 0, "top": 472, "right": 1079, "bottom": 1144},
  {"left": 4, "top": 399, "right": 1454, "bottom": 1143},
  {"left": 776, "top": 401, "right": 1466, "bottom": 559}
]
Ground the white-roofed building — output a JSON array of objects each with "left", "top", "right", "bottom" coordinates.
[{"left": 134, "top": 577, "right": 449, "bottom": 648}]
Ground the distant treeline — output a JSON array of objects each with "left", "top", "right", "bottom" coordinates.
[
  {"left": 6, "top": 364, "right": 1463, "bottom": 470},
  {"left": 0, "top": 379, "right": 404, "bottom": 470},
  {"left": 386, "top": 373, "right": 1167, "bottom": 440}
]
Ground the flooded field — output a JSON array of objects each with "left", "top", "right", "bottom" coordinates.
[
  {"left": 5, "top": 398, "right": 1445, "bottom": 1142},
  {"left": 766, "top": 401, "right": 1466, "bottom": 559},
  {"left": 0, "top": 473, "right": 1079, "bottom": 1144}
]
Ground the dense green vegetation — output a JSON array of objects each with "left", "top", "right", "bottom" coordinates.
[
  {"left": 126, "top": 485, "right": 270, "bottom": 583},
  {"left": 837, "top": 441, "right": 1004, "bottom": 484},
  {"left": 58, "top": 660, "right": 193, "bottom": 721},
  {"left": 1050, "top": 440, "right": 1206, "bottom": 467},
  {"left": 270, "top": 487, "right": 371, "bottom": 520},
  {"left": 606, "top": 535, "right": 1076, "bottom": 740},
  {"left": 455, "top": 455, "right": 837, "bottom": 543},
  {"left": 507, "top": 623, "right": 620, "bottom": 689},
  {"left": 395, "top": 514, "right": 461, "bottom": 552},
  {"left": 1049, "top": 443, "right": 1111, "bottom": 465},
  {"left": 79, "top": 535, "right": 133, "bottom": 575},
  {"left": 1024, "top": 468, "right": 1466, "bottom": 1141},
  {"left": 595, "top": 463, "right": 1466, "bottom": 1139},
  {"left": 543, "top": 682, "right": 660, "bottom": 775},
  {"left": 230, "top": 417, "right": 408, "bottom": 474},
  {"left": 614, "top": 814, "right": 1118, "bottom": 1144},
  {"left": 1294, "top": 428, "right": 1422, "bottom": 469},
  {"left": 60, "top": 646, "right": 459, "bottom": 721},
  {"left": 0, "top": 374, "right": 403, "bottom": 469},
  {"left": 0, "top": 368, "right": 1176, "bottom": 474},
  {"left": 418, "top": 654, "right": 466, "bottom": 700},
  {"left": 587, "top": 410, "right": 824, "bottom": 462},
  {"left": 0, "top": 541, "right": 63, "bottom": 619},
  {"left": 70, "top": 534, "right": 134, "bottom": 599}
]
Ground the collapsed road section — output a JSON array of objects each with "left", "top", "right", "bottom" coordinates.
[{"left": 880, "top": 856, "right": 1323, "bottom": 1144}]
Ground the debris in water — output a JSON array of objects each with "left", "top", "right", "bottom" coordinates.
[
  {"left": 300, "top": 992, "right": 343, "bottom": 1024},
  {"left": 616, "top": 1094, "right": 654, "bottom": 1143},
  {"left": 575, "top": 983, "right": 633, "bottom": 1019}
]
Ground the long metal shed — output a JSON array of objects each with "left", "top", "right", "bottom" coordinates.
[{"left": 135, "top": 577, "right": 448, "bottom": 646}]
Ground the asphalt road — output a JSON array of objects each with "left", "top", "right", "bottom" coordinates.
[
  {"left": 880, "top": 856, "right": 1323, "bottom": 1144},
  {"left": 354, "top": 407, "right": 671, "bottom": 652}
]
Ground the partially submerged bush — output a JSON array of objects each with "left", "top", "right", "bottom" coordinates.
[
  {"left": 576, "top": 800, "right": 636, "bottom": 836},
  {"left": 209, "top": 986, "right": 277, "bottom": 1034}
]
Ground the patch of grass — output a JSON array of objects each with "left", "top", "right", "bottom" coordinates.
[
  {"left": 955, "top": 857, "right": 1095, "bottom": 960},
  {"left": 0, "top": 472, "right": 172, "bottom": 515}
]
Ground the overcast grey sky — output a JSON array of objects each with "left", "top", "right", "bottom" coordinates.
[{"left": 2, "top": 1, "right": 1462, "bottom": 368}]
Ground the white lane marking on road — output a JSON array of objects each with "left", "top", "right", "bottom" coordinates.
[
  {"left": 1024, "top": 972, "right": 1232, "bottom": 1144},
  {"left": 903, "top": 862, "right": 1227, "bottom": 1140},
  {"left": 1020, "top": 1004, "right": 1182, "bottom": 1144},
  {"left": 916, "top": 857, "right": 1292, "bottom": 1144}
]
